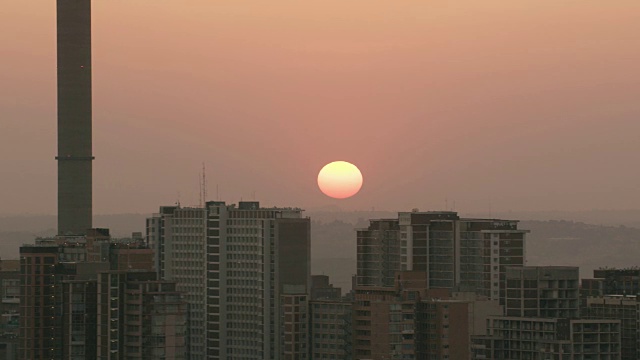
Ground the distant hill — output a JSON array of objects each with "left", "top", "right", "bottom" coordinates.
[
  {"left": 0, "top": 229, "right": 56, "bottom": 260},
  {"left": 2, "top": 212, "right": 640, "bottom": 292},
  {"left": 522, "top": 220, "right": 640, "bottom": 279}
]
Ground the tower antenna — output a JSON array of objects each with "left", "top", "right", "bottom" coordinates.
[
  {"left": 203, "top": 162, "right": 207, "bottom": 204},
  {"left": 199, "top": 173, "right": 202, "bottom": 207}
]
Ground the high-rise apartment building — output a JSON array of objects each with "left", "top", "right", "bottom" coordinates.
[
  {"left": 353, "top": 271, "right": 502, "bottom": 360},
  {"left": 472, "top": 266, "right": 616, "bottom": 359},
  {"left": 418, "top": 292, "right": 503, "bottom": 360},
  {"left": 400, "top": 211, "right": 528, "bottom": 300},
  {"left": 310, "top": 299, "right": 352, "bottom": 360},
  {"left": 19, "top": 232, "right": 186, "bottom": 360},
  {"left": 96, "top": 271, "right": 186, "bottom": 360},
  {"left": 352, "top": 271, "right": 433, "bottom": 359},
  {"left": 474, "top": 317, "right": 621, "bottom": 359},
  {"left": 61, "top": 271, "right": 99, "bottom": 360},
  {"left": 583, "top": 295, "right": 639, "bottom": 360},
  {"left": 0, "top": 259, "right": 19, "bottom": 360},
  {"left": 504, "top": 266, "right": 580, "bottom": 318},
  {"left": 356, "top": 211, "right": 528, "bottom": 301},
  {"left": 417, "top": 299, "right": 473, "bottom": 359},
  {"left": 582, "top": 268, "right": 640, "bottom": 299},
  {"left": 309, "top": 274, "right": 352, "bottom": 359},
  {"left": 19, "top": 245, "right": 60, "bottom": 359},
  {"left": 19, "top": 242, "right": 103, "bottom": 360},
  {"left": 281, "top": 292, "right": 309, "bottom": 360},
  {"left": 356, "top": 219, "right": 401, "bottom": 287},
  {"left": 311, "top": 275, "right": 342, "bottom": 300},
  {"left": 148, "top": 201, "right": 311, "bottom": 360}
]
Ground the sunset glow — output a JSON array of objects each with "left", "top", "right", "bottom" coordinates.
[
  {"left": 317, "top": 161, "right": 363, "bottom": 199},
  {"left": 2, "top": 1, "right": 640, "bottom": 213}
]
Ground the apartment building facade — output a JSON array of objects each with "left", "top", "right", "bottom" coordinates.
[
  {"left": 148, "top": 201, "right": 311, "bottom": 360},
  {"left": 356, "top": 211, "right": 528, "bottom": 302}
]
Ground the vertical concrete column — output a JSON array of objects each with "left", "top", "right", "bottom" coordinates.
[{"left": 56, "top": 0, "right": 93, "bottom": 235}]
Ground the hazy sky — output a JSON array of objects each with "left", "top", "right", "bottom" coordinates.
[{"left": 2, "top": 1, "right": 640, "bottom": 215}]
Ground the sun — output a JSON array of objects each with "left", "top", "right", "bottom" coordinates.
[{"left": 317, "top": 161, "right": 363, "bottom": 199}]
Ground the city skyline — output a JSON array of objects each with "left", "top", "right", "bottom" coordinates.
[
  {"left": 4, "top": 2, "right": 640, "bottom": 360},
  {"left": 2, "top": 1, "right": 640, "bottom": 216}
]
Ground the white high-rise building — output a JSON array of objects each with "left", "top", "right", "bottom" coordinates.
[{"left": 147, "top": 201, "right": 311, "bottom": 360}]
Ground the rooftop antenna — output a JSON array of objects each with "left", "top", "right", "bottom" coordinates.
[
  {"left": 203, "top": 162, "right": 207, "bottom": 204},
  {"left": 216, "top": 184, "right": 219, "bottom": 201},
  {"left": 198, "top": 173, "right": 203, "bottom": 208},
  {"left": 198, "top": 162, "right": 208, "bottom": 208},
  {"left": 200, "top": 161, "right": 207, "bottom": 207}
]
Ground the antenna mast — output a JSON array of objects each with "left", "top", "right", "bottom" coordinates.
[
  {"left": 203, "top": 162, "right": 207, "bottom": 204},
  {"left": 199, "top": 174, "right": 202, "bottom": 207}
]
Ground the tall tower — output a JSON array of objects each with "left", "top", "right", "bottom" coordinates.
[{"left": 56, "top": 0, "right": 93, "bottom": 235}]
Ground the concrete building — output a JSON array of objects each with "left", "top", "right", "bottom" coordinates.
[
  {"left": 310, "top": 299, "right": 352, "bottom": 360},
  {"left": 356, "top": 219, "right": 401, "bottom": 287},
  {"left": 146, "top": 206, "right": 176, "bottom": 280},
  {"left": 281, "top": 292, "right": 309, "bottom": 360},
  {"left": 0, "top": 259, "right": 19, "bottom": 360},
  {"left": 18, "top": 242, "right": 93, "bottom": 359},
  {"left": 19, "top": 232, "right": 185, "bottom": 360},
  {"left": 583, "top": 295, "right": 639, "bottom": 360},
  {"left": 353, "top": 271, "right": 432, "bottom": 359},
  {"left": 18, "top": 244, "right": 60, "bottom": 359},
  {"left": 148, "top": 206, "right": 207, "bottom": 358},
  {"left": 356, "top": 211, "right": 528, "bottom": 302},
  {"left": 121, "top": 279, "right": 186, "bottom": 359},
  {"left": 582, "top": 268, "right": 640, "bottom": 299},
  {"left": 56, "top": 0, "right": 94, "bottom": 236},
  {"left": 474, "top": 317, "right": 621, "bottom": 359},
  {"left": 416, "top": 292, "right": 503, "bottom": 360},
  {"left": 399, "top": 211, "right": 528, "bottom": 301},
  {"left": 472, "top": 266, "right": 619, "bottom": 359},
  {"left": 96, "top": 271, "right": 186, "bottom": 360},
  {"left": 108, "top": 242, "right": 155, "bottom": 271},
  {"left": 353, "top": 271, "right": 503, "bottom": 360},
  {"left": 60, "top": 275, "right": 98, "bottom": 360},
  {"left": 311, "top": 275, "right": 342, "bottom": 300},
  {"left": 148, "top": 201, "right": 311, "bottom": 360},
  {"left": 355, "top": 212, "right": 529, "bottom": 359},
  {"left": 504, "top": 266, "right": 580, "bottom": 318},
  {"left": 417, "top": 299, "right": 472, "bottom": 359}
]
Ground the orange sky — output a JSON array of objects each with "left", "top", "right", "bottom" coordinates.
[{"left": 1, "top": 1, "right": 640, "bottom": 215}]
